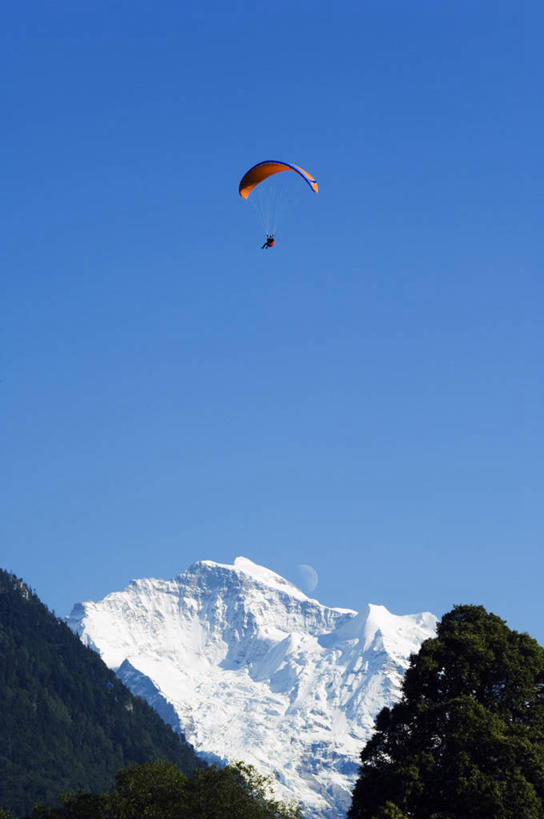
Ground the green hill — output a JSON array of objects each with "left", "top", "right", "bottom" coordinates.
[{"left": 0, "top": 569, "right": 204, "bottom": 817}]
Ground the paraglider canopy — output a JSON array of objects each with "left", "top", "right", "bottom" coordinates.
[{"left": 239, "top": 160, "right": 318, "bottom": 199}]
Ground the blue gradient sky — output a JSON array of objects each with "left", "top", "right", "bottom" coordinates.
[{"left": 2, "top": 2, "right": 543, "bottom": 639}]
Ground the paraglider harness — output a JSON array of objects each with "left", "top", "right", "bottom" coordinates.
[{"left": 261, "top": 234, "right": 275, "bottom": 249}]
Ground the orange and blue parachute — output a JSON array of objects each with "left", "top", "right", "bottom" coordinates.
[
  {"left": 239, "top": 160, "right": 318, "bottom": 240},
  {"left": 239, "top": 160, "right": 318, "bottom": 199}
]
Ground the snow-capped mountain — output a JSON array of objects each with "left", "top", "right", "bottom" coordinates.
[{"left": 67, "top": 558, "right": 436, "bottom": 817}]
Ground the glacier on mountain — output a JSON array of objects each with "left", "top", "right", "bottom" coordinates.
[{"left": 67, "top": 557, "right": 436, "bottom": 817}]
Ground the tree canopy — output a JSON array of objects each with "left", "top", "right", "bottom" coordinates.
[
  {"left": 28, "top": 759, "right": 302, "bottom": 819},
  {"left": 349, "top": 605, "right": 544, "bottom": 819}
]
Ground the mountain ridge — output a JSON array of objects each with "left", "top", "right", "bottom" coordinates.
[{"left": 68, "top": 557, "right": 437, "bottom": 817}]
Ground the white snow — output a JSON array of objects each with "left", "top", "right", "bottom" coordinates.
[{"left": 67, "top": 557, "right": 436, "bottom": 818}]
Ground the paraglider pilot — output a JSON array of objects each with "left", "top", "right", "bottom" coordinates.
[{"left": 261, "top": 235, "right": 275, "bottom": 249}]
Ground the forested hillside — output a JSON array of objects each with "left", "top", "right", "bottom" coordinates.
[{"left": 0, "top": 569, "right": 204, "bottom": 817}]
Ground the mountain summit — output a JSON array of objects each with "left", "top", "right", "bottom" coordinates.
[{"left": 68, "top": 557, "right": 436, "bottom": 817}]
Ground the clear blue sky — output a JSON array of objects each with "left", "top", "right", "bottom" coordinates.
[{"left": 2, "top": 2, "right": 543, "bottom": 641}]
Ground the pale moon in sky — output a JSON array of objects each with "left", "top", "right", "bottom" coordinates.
[{"left": 297, "top": 563, "right": 319, "bottom": 593}]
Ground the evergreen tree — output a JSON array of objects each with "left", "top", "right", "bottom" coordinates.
[{"left": 349, "top": 605, "right": 544, "bottom": 819}]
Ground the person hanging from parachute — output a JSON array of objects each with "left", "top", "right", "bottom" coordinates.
[{"left": 238, "top": 160, "right": 318, "bottom": 248}]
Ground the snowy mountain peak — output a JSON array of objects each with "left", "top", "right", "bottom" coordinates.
[
  {"left": 182, "top": 556, "right": 315, "bottom": 602},
  {"left": 233, "top": 555, "right": 311, "bottom": 598},
  {"left": 68, "top": 557, "right": 436, "bottom": 818},
  {"left": 360, "top": 603, "right": 436, "bottom": 654}
]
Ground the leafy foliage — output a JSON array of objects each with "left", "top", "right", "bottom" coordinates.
[
  {"left": 0, "top": 570, "right": 204, "bottom": 817},
  {"left": 27, "top": 759, "right": 302, "bottom": 818},
  {"left": 349, "top": 605, "right": 544, "bottom": 818}
]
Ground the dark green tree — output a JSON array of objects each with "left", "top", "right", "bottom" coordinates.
[
  {"left": 349, "top": 605, "right": 544, "bottom": 819},
  {"left": 181, "top": 760, "right": 302, "bottom": 818},
  {"left": 29, "top": 792, "right": 112, "bottom": 819},
  {"left": 28, "top": 759, "right": 302, "bottom": 818},
  {"left": 111, "top": 760, "right": 188, "bottom": 818}
]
